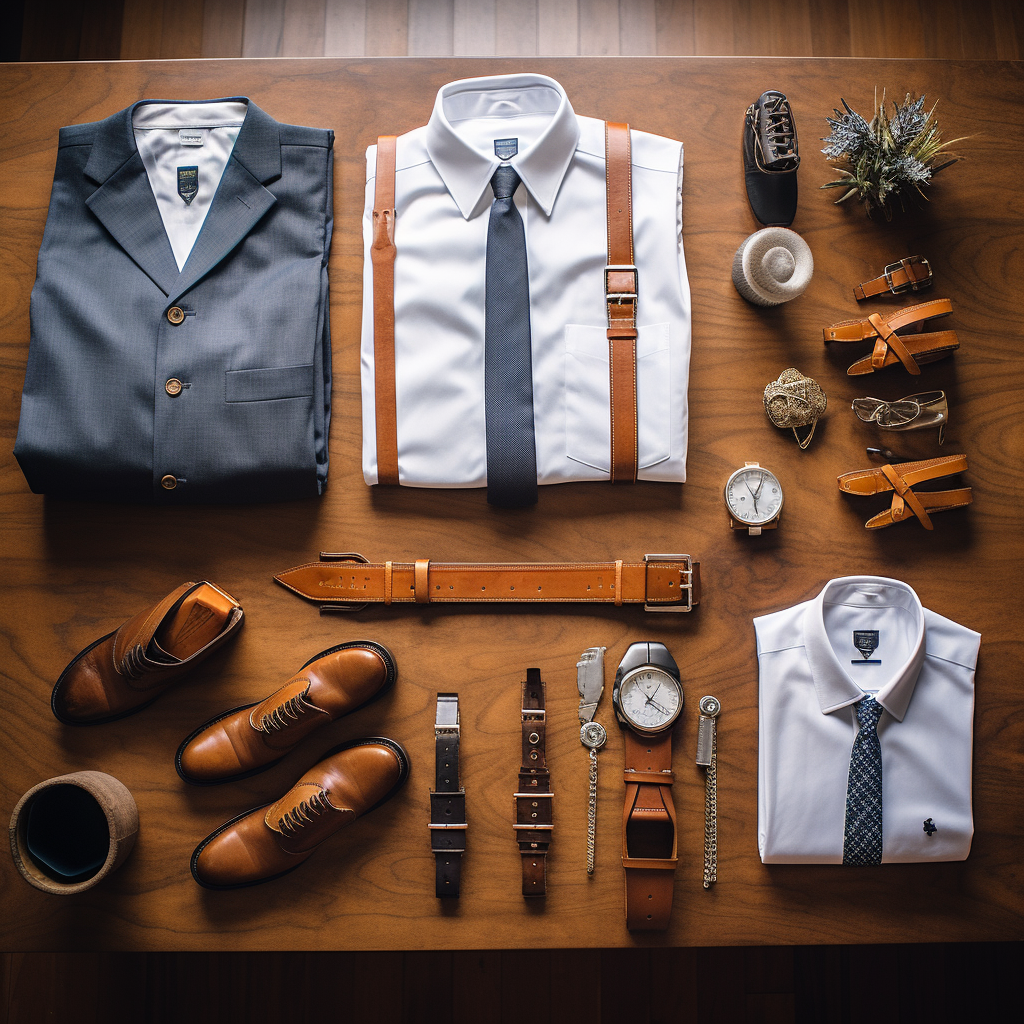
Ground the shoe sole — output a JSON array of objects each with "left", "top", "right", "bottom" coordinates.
[
  {"left": 189, "top": 735, "right": 411, "bottom": 891},
  {"left": 51, "top": 630, "right": 166, "bottom": 726},
  {"left": 175, "top": 640, "right": 399, "bottom": 786}
]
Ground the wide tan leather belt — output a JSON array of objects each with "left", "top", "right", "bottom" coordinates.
[
  {"left": 274, "top": 553, "right": 700, "bottom": 612},
  {"left": 854, "top": 256, "right": 932, "bottom": 300}
]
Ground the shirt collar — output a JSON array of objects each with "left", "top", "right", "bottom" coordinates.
[
  {"left": 424, "top": 73, "right": 580, "bottom": 219},
  {"left": 802, "top": 576, "right": 926, "bottom": 722}
]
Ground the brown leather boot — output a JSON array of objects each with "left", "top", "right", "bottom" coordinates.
[
  {"left": 190, "top": 737, "right": 410, "bottom": 889},
  {"left": 175, "top": 641, "right": 397, "bottom": 784},
  {"left": 51, "top": 581, "right": 243, "bottom": 725}
]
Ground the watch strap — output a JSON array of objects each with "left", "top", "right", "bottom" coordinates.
[
  {"left": 371, "top": 135, "right": 399, "bottom": 486},
  {"left": 514, "top": 669, "right": 552, "bottom": 897},
  {"left": 622, "top": 729, "right": 677, "bottom": 931},
  {"left": 429, "top": 692, "right": 466, "bottom": 898},
  {"left": 276, "top": 554, "right": 701, "bottom": 613},
  {"left": 605, "top": 122, "right": 638, "bottom": 484}
]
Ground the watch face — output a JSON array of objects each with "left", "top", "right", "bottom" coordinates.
[
  {"left": 724, "top": 465, "right": 784, "bottom": 526},
  {"left": 618, "top": 666, "right": 684, "bottom": 734}
]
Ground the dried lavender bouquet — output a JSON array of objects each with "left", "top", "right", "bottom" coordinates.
[{"left": 821, "top": 92, "right": 967, "bottom": 218}]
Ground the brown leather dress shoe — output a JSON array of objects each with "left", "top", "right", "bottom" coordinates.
[
  {"left": 175, "top": 641, "right": 397, "bottom": 785},
  {"left": 190, "top": 737, "right": 410, "bottom": 889},
  {"left": 51, "top": 582, "right": 243, "bottom": 725}
]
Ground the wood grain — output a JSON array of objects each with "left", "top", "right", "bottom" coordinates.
[{"left": 0, "top": 57, "right": 1022, "bottom": 955}]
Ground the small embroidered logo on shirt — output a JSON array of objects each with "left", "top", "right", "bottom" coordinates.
[
  {"left": 177, "top": 166, "right": 199, "bottom": 206},
  {"left": 851, "top": 629, "right": 881, "bottom": 665},
  {"left": 923, "top": 818, "right": 937, "bottom": 836},
  {"left": 493, "top": 137, "right": 519, "bottom": 160}
]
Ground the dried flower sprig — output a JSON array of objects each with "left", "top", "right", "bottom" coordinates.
[{"left": 820, "top": 91, "right": 968, "bottom": 218}]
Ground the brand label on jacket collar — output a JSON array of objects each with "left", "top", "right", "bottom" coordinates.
[
  {"left": 178, "top": 129, "right": 205, "bottom": 146},
  {"left": 494, "top": 137, "right": 519, "bottom": 160},
  {"left": 177, "top": 166, "right": 199, "bottom": 205}
]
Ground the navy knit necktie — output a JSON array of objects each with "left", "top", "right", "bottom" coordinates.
[
  {"left": 484, "top": 165, "right": 537, "bottom": 508},
  {"left": 842, "top": 695, "right": 884, "bottom": 865}
]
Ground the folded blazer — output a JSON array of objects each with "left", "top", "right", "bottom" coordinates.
[{"left": 14, "top": 98, "right": 334, "bottom": 503}]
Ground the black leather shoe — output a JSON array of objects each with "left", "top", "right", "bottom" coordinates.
[{"left": 743, "top": 90, "right": 800, "bottom": 227}]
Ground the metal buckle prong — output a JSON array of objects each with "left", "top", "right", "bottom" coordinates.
[{"left": 643, "top": 553, "right": 694, "bottom": 613}]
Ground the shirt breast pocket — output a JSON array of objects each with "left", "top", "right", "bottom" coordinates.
[{"left": 564, "top": 323, "right": 671, "bottom": 473}]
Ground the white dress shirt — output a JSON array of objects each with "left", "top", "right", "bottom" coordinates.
[
  {"left": 360, "top": 73, "right": 692, "bottom": 488},
  {"left": 133, "top": 101, "right": 245, "bottom": 271},
  {"left": 755, "top": 577, "right": 980, "bottom": 864}
]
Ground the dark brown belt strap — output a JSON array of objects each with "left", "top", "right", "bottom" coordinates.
[
  {"left": 429, "top": 693, "right": 466, "bottom": 898},
  {"left": 372, "top": 135, "right": 399, "bottom": 486},
  {"left": 622, "top": 729, "right": 677, "bottom": 931},
  {"left": 605, "top": 122, "right": 638, "bottom": 483},
  {"left": 854, "top": 256, "right": 932, "bottom": 300},
  {"left": 274, "top": 554, "right": 701, "bottom": 612},
  {"left": 515, "top": 670, "right": 551, "bottom": 897}
]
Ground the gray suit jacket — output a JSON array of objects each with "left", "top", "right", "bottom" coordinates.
[{"left": 14, "top": 98, "right": 333, "bottom": 503}]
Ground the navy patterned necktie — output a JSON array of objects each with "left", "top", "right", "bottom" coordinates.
[
  {"left": 842, "top": 695, "right": 884, "bottom": 865},
  {"left": 484, "top": 164, "right": 538, "bottom": 508}
]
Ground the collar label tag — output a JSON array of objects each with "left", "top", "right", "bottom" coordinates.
[
  {"left": 178, "top": 129, "right": 205, "bottom": 147},
  {"left": 494, "top": 137, "right": 519, "bottom": 160},
  {"left": 851, "top": 630, "right": 881, "bottom": 665},
  {"left": 177, "top": 166, "right": 199, "bottom": 206}
]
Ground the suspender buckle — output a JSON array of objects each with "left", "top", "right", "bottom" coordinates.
[{"left": 605, "top": 264, "right": 639, "bottom": 307}]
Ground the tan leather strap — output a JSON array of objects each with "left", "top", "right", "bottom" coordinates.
[
  {"left": 880, "top": 463, "right": 933, "bottom": 529},
  {"left": 622, "top": 729, "right": 676, "bottom": 931},
  {"left": 823, "top": 298, "right": 952, "bottom": 343},
  {"left": 515, "top": 669, "right": 551, "bottom": 897},
  {"left": 372, "top": 135, "right": 399, "bottom": 486},
  {"left": 868, "top": 312, "right": 921, "bottom": 375},
  {"left": 275, "top": 555, "right": 701, "bottom": 611},
  {"left": 605, "top": 122, "right": 638, "bottom": 484},
  {"left": 854, "top": 256, "right": 932, "bottom": 300}
]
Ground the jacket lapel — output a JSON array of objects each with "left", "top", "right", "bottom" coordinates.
[
  {"left": 84, "top": 106, "right": 180, "bottom": 296},
  {"left": 168, "top": 101, "right": 281, "bottom": 305}
]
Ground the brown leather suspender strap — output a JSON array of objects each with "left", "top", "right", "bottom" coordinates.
[
  {"left": 372, "top": 135, "right": 399, "bottom": 486},
  {"left": 605, "top": 122, "right": 638, "bottom": 483},
  {"left": 514, "top": 669, "right": 552, "bottom": 897}
]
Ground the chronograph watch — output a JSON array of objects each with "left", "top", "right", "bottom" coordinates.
[{"left": 612, "top": 642, "right": 683, "bottom": 931}]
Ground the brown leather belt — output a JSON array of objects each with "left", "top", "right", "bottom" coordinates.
[
  {"left": 274, "top": 553, "right": 701, "bottom": 613},
  {"left": 514, "top": 669, "right": 552, "bottom": 897},
  {"left": 622, "top": 729, "right": 677, "bottom": 930},
  {"left": 854, "top": 256, "right": 932, "bottom": 300}
]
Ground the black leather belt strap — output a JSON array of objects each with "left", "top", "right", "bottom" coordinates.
[
  {"left": 429, "top": 692, "right": 466, "bottom": 898},
  {"left": 514, "top": 669, "right": 552, "bottom": 897}
]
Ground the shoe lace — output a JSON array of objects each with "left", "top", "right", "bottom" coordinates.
[
  {"left": 277, "top": 788, "right": 333, "bottom": 837},
  {"left": 752, "top": 94, "right": 800, "bottom": 170},
  {"left": 257, "top": 683, "right": 315, "bottom": 733}
]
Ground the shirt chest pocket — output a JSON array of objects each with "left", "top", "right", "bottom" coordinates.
[{"left": 564, "top": 323, "right": 672, "bottom": 472}]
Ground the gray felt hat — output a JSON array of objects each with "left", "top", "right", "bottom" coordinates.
[{"left": 732, "top": 227, "right": 813, "bottom": 306}]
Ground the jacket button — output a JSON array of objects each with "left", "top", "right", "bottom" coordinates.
[
  {"left": 167, "top": 306, "right": 185, "bottom": 325},
  {"left": 165, "top": 378, "right": 183, "bottom": 396},
  {"left": 160, "top": 475, "right": 177, "bottom": 490}
]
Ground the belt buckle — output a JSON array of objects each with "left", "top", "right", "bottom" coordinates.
[
  {"left": 643, "top": 553, "right": 694, "bottom": 613},
  {"left": 317, "top": 552, "right": 369, "bottom": 614},
  {"left": 884, "top": 256, "right": 932, "bottom": 295},
  {"left": 605, "top": 264, "right": 639, "bottom": 306}
]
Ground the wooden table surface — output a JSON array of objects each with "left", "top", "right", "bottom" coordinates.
[{"left": 1, "top": 56, "right": 1021, "bottom": 951}]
